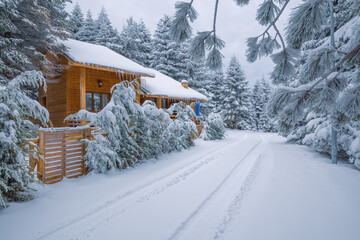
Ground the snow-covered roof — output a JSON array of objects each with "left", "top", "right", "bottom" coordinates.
[
  {"left": 60, "top": 39, "right": 155, "bottom": 77},
  {"left": 141, "top": 70, "right": 208, "bottom": 101}
]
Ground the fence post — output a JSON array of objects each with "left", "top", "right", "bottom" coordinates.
[
  {"left": 28, "top": 143, "right": 35, "bottom": 181},
  {"left": 38, "top": 130, "right": 45, "bottom": 183},
  {"left": 82, "top": 128, "right": 91, "bottom": 175},
  {"left": 61, "top": 131, "right": 66, "bottom": 178}
]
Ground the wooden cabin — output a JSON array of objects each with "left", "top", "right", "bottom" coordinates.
[{"left": 39, "top": 39, "right": 207, "bottom": 127}]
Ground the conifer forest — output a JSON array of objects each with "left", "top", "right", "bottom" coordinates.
[{"left": 0, "top": 1, "right": 359, "bottom": 239}]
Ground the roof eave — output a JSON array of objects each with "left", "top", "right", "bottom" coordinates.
[{"left": 62, "top": 53, "right": 155, "bottom": 78}]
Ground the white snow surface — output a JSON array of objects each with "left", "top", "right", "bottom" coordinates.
[
  {"left": 141, "top": 70, "right": 208, "bottom": 100},
  {"left": 1, "top": 131, "right": 360, "bottom": 240},
  {"left": 60, "top": 38, "right": 155, "bottom": 77}
]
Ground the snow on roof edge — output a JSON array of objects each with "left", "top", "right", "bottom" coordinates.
[
  {"left": 60, "top": 39, "right": 155, "bottom": 77},
  {"left": 141, "top": 71, "right": 208, "bottom": 101}
]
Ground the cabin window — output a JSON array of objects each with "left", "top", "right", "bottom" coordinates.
[
  {"left": 151, "top": 97, "right": 158, "bottom": 106},
  {"left": 93, "top": 93, "right": 101, "bottom": 111},
  {"left": 161, "top": 98, "right": 167, "bottom": 109},
  {"left": 102, "top": 94, "right": 108, "bottom": 109},
  {"left": 86, "top": 92, "right": 110, "bottom": 112},
  {"left": 86, "top": 93, "right": 92, "bottom": 111},
  {"left": 140, "top": 96, "right": 146, "bottom": 105}
]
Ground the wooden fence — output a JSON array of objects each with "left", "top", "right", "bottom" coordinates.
[
  {"left": 29, "top": 128, "right": 91, "bottom": 184},
  {"left": 28, "top": 121, "right": 202, "bottom": 184}
]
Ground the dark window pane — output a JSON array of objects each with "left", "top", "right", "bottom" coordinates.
[
  {"left": 86, "top": 93, "right": 92, "bottom": 111},
  {"left": 102, "top": 94, "right": 108, "bottom": 109},
  {"left": 161, "top": 98, "right": 167, "bottom": 109},
  {"left": 93, "top": 93, "right": 101, "bottom": 111},
  {"left": 151, "top": 97, "right": 157, "bottom": 106}
]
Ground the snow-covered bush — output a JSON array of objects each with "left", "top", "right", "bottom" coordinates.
[
  {"left": 82, "top": 134, "right": 118, "bottom": 173},
  {"left": 68, "top": 86, "right": 201, "bottom": 173},
  {"left": 142, "top": 100, "right": 172, "bottom": 158},
  {"left": 67, "top": 81, "right": 140, "bottom": 169},
  {"left": 162, "top": 102, "right": 197, "bottom": 152},
  {"left": 201, "top": 112, "right": 225, "bottom": 141},
  {"left": 0, "top": 71, "right": 49, "bottom": 207}
]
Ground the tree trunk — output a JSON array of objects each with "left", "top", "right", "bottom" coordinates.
[{"left": 234, "top": 113, "right": 238, "bottom": 129}]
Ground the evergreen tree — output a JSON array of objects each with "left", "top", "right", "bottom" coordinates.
[
  {"left": 162, "top": 102, "right": 197, "bottom": 152},
  {"left": 120, "top": 18, "right": 152, "bottom": 67},
  {"left": 1, "top": 0, "right": 69, "bottom": 83},
  {"left": 252, "top": 78, "right": 272, "bottom": 132},
  {"left": 207, "top": 69, "right": 225, "bottom": 114},
  {"left": 68, "top": 2, "right": 84, "bottom": 36},
  {"left": 1, "top": 0, "right": 68, "bottom": 205},
  {"left": 76, "top": 10, "right": 96, "bottom": 43},
  {"left": 142, "top": 100, "right": 172, "bottom": 157},
  {"left": 251, "top": 80, "right": 263, "bottom": 131},
  {"left": 222, "top": 56, "right": 252, "bottom": 130},
  {"left": 267, "top": 0, "right": 360, "bottom": 168},
  {"left": 188, "top": 56, "right": 208, "bottom": 93},
  {"left": 68, "top": 82, "right": 140, "bottom": 168},
  {"left": 201, "top": 112, "right": 225, "bottom": 141},
  {"left": 151, "top": 15, "right": 183, "bottom": 80},
  {"left": 0, "top": 72, "right": 49, "bottom": 207},
  {"left": 93, "top": 7, "right": 121, "bottom": 52}
]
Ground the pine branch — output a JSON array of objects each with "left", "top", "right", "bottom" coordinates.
[
  {"left": 284, "top": 44, "right": 360, "bottom": 95},
  {"left": 272, "top": 23, "right": 285, "bottom": 51},
  {"left": 306, "top": 44, "right": 359, "bottom": 93},
  {"left": 256, "top": 0, "right": 290, "bottom": 39}
]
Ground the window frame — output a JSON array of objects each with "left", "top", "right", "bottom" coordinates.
[{"left": 85, "top": 92, "right": 110, "bottom": 112}]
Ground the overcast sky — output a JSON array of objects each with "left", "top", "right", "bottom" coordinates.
[{"left": 66, "top": 0, "right": 302, "bottom": 84}]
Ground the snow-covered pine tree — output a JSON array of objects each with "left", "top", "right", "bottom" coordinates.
[
  {"left": 188, "top": 56, "right": 209, "bottom": 93},
  {"left": 119, "top": 18, "right": 152, "bottom": 67},
  {"left": 0, "top": 0, "right": 69, "bottom": 206},
  {"left": 252, "top": 78, "right": 272, "bottom": 132},
  {"left": 162, "top": 102, "right": 197, "bottom": 152},
  {"left": 142, "top": 100, "right": 172, "bottom": 158},
  {"left": 200, "top": 112, "right": 225, "bottom": 141},
  {"left": 151, "top": 15, "right": 185, "bottom": 81},
  {"left": 76, "top": 10, "right": 96, "bottom": 43},
  {"left": 251, "top": 80, "right": 263, "bottom": 131},
  {"left": 207, "top": 69, "right": 225, "bottom": 114},
  {"left": 93, "top": 7, "right": 121, "bottom": 52},
  {"left": 0, "top": 72, "right": 49, "bottom": 207},
  {"left": 266, "top": 0, "right": 360, "bottom": 167},
  {"left": 67, "top": 81, "right": 140, "bottom": 168},
  {"left": 260, "top": 78, "right": 273, "bottom": 132},
  {"left": 81, "top": 133, "right": 118, "bottom": 174},
  {"left": 67, "top": 2, "right": 84, "bottom": 36},
  {"left": 222, "top": 56, "right": 252, "bottom": 130},
  {"left": 1, "top": 0, "right": 69, "bottom": 92}
]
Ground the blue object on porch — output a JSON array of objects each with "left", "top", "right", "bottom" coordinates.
[{"left": 196, "top": 101, "right": 200, "bottom": 116}]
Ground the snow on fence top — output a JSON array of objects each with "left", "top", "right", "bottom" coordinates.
[
  {"left": 60, "top": 39, "right": 155, "bottom": 77},
  {"left": 141, "top": 70, "right": 208, "bottom": 101}
]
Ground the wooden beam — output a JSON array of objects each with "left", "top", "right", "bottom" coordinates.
[
  {"left": 80, "top": 67, "right": 86, "bottom": 126},
  {"left": 157, "top": 97, "right": 162, "bottom": 109}
]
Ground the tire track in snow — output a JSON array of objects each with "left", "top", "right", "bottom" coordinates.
[
  {"left": 167, "top": 140, "right": 262, "bottom": 240},
  {"left": 55, "top": 139, "right": 253, "bottom": 240},
  {"left": 31, "top": 135, "right": 248, "bottom": 240},
  {"left": 213, "top": 153, "right": 264, "bottom": 239}
]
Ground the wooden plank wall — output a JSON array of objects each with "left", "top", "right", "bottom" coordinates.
[
  {"left": 39, "top": 55, "right": 69, "bottom": 127},
  {"left": 67, "top": 66, "right": 136, "bottom": 117},
  {"left": 36, "top": 128, "right": 91, "bottom": 184}
]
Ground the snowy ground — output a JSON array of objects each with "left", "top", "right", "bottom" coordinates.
[{"left": 1, "top": 131, "right": 360, "bottom": 240}]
